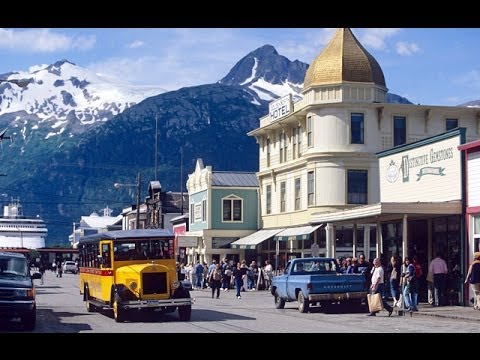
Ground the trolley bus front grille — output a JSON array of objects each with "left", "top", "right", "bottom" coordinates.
[{"left": 142, "top": 272, "right": 167, "bottom": 295}]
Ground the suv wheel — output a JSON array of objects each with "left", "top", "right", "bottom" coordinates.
[{"left": 22, "top": 307, "right": 36, "bottom": 331}]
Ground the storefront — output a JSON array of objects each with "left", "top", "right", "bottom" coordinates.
[{"left": 311, "top": 128, "right": 467, "bottom": 304}]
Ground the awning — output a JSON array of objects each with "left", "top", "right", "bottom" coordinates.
[
  {"left": 274, "top": 224, "right": 323, "bottom": 241},
  {"left": 230, "top": 228, "right": 285, "bottom": 249}
]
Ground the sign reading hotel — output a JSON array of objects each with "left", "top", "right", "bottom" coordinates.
[
  {"left": 378, "top": 132, "right": 462, "bottom": 203},
  {"left": 269, "top": 94, "right": 292, "bottom": 122}
]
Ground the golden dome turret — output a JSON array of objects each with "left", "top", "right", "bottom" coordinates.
[{"left": 303, "top": 28, "right": 386, "bottom": 91}]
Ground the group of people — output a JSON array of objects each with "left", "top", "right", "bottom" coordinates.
[
  {"left": 178, "top": 258, "right": 275, "bottom": 300},
  {"left": 365, "top": 251, "right": 480, "bottom": 317}
]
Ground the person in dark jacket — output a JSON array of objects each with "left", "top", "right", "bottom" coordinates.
[{"left": 465, "top": 252, "right": 480, "bottom": 310}]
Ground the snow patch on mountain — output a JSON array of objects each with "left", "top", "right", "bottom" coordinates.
[{"left": 0, "top": 60, "right": 165, "bottom": 137}]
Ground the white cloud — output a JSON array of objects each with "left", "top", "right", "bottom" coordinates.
[
  {"left": 453, "top": 70, "right": 480, "bottom": 88},
  {"left": 127, "top": 40, "right": 145, "bottom": 49},
  {"left": 358, "top": 28, "right": 401, "bottom": 50},
  {"left": 0, "top": 28, "right": 95, "bottom": 53},
  {"left": 396, "top": 41, "right": 421, "bottom": 56}
]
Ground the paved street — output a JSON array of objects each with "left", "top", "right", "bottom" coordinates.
[{"left": 1, "top": 271, "right": 479, "bottom": 333}]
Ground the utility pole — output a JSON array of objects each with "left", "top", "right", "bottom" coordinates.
[
  {"left": 180, "top": 146, "right": 184, "bottom": 215},
  {"left": 136, "top": 173, "right": 141, "bottom": 229},
  {"left": 155, "top": 114, "right": 158, "bottom": 181}
]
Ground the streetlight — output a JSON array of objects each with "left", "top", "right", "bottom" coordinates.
[
  {"left": 0, "top": 78, "right": 29, "bottom": 88},
  {"left": 114, "top": 173, "right": 142, "bottom": 229}
]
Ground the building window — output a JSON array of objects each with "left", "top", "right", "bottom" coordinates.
[
  {"left": 222, "top": 196, "right": 242, "bottom": 222},
  {"left": 307, "top": 171, "right": 314, "bottom": 206},
  {"left": 351, "top": 113, "right": 364, "bottom": 144},
  {"left": 280, "top": 181, "right": 286, "bottom": 212},
  {"left": 202, "top": 199, "right": 206, "bottom": 222},
  {"left": 294, "top": 177, "right": 301, "bottom": 210},
  {"left": 292, "top": 128, "right": 297, "bottom": 160},
  {"left": 266, "top": 185, "right": 272, "bottom": 215},
  {"left": 266, "top": 137, "right": 271, "bottom": 167},
  {"left": 307, "top": 116, "right": 313, "bottom": 147},
  {"left": 189, "top": 203, "right": 194, "bottom": 224},
  {"left": 298, "top": 125, "right": 302, "bottom": 156},
  {"left": 446, "top": 118, "right": 458, "bottom": 131},
  {"left": 393, "top": 116, "right": 406, "bottom": 146},
  {"left": 347, "top": 170, "right": 368, "bottom": 204},
  {"left": 279, "top": 132, "right": 287, "bottom": 163}
]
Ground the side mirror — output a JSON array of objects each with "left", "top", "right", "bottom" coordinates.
[{"left": 31, "top": 272, "right": 42, "bottom": 280}]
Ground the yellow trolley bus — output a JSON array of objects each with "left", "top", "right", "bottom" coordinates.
[{"left": 78, "top": 229, "right": 193, "bottom": 322}]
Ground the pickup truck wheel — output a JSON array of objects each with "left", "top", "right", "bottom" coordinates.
[
  {"left": 274, "top": 290, "right": 285, "bottom": 309},
  {"left": 298, "top": 291, "right": 309, "bottom": 313}
]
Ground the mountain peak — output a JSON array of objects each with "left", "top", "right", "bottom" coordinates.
[
  {"left": 219, "top": 44, "right": 308, "bottom": 102},
  {"left": 251, "top": 44, "right": 278, "bottom": 56}
]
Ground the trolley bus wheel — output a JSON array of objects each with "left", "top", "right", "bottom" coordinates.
[
  {"left": 113, "top": 294, "right": 125, "bottom": 323},
  {"left": 84, "top": 285, "right": 96, "bottom": 313},
  {"left": 178, "top": 305, "right": 191, "bottom": 321}
]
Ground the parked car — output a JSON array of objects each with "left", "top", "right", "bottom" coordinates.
[
  {"left": 62, "top": 261, "right": 78, "bottom": 274},
  {"left": 271, "top": 257, "right": 367, "bottom": 313},
  {"left": 0, "top": 252, "right": 42, "bottom": 330}
]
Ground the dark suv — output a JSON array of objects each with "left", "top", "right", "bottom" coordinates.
[{"left": 0, "top": 252, "right": 41, "bottom": 330}]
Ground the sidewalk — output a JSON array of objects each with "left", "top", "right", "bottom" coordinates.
[{"left": 396, "top": 303, "right": 480, "bottom": 322}]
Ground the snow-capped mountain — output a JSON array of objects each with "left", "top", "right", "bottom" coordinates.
[
  {"left": 459, "top": 100, "right": 480, "bottom": 108},
  {"left": 0, "top": 60, "right": 165, "bottom": 137},
  {"left": 219, "top": 44, "right": 308, "bottom": 102}
]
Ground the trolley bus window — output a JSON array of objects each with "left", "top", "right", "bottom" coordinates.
[
  {"left": 113, "top": 239, "right": 172, "bottom": 261},
  {"left": 101, "top": 243, "right": 111, "bottom": 268}
]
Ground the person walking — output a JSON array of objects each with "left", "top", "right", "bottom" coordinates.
[
  {"left": 39, "top": 263, "right": 46, "bottom": 285},
  {"left": 401, "top": 256, "right": 418, "bottom": 312},
  {"left": 367, "top": 257, "right": 393, "bottom": 317},
  {"left": 387, "top": 256, "right": 401, "bottom": 307},
  {"left": 429, "top": 252, "right": 448, "bottom": 306},
  {"left": 233, "top": 262, "right": 247, "bottom": 299},
  {"left": 465, "top": 252, "right": 480, "bottom": 310},
  {"left": 209, "top": 263, "right": 223, "bottom": 299}
]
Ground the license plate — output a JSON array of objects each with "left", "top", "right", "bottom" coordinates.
[{"left": 146, "top": 300, "right": 159, "bottom": 306}]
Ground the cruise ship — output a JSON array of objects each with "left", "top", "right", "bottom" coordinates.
[{"left": 0, "top": 198, "right": 47, "bottom": 249}]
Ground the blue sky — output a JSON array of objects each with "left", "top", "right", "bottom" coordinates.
[{"left": 1, "top": 28, "right": 479, "bottom": 106}]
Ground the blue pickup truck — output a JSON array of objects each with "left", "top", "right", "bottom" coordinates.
[{"left": 271, "top": 257, "right": 367, "bottom": 313}]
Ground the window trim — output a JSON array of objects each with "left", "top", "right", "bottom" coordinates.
[
  {"left": 221, "top": 195, "right": 243, "bottom": 223},
  {"left": 280, "top": 181, "right": 286, "bottom": 213},
  {"left": 346, "top": 169, "right": 368, "bottom": 205},
  {"left": 294, "top": 177, "right": 301, "bottom": 210},
  {"left": 393, "top": 115, "right": 407, "bottom": 147},
  {"left": 266, "top": 184, "right": 272, "bottom": 215},
  {"left": 350, "top": 112, "right": 365, "bottom": 144},
  {"left": 445, "top": 118, "right": 458, "bottom": 131},
  {"left": 307, "top": 116, "right": 313, "bottom": 148},
  {"left": 307, "top": 171, "right": 315, "bottom": 206},
  {"left": 266, "top": 137, "right": 271, "bottom": 167}
]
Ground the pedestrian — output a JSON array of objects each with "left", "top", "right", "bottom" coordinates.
[
  {"left": 465, "top": 252, "right": 480, "bottom": 310},
  {"left": 233, "top": 262, "right": 247, "bottom": 299},
  {"left": 387, "top": 255, "right": 401, "bottom": 307},
  {"left": 367, "top": 257, "right": 393, "bottom": 317},
  {"left": 209, "top": 263, "right": 222, "bottom": 299},
  {"left": 264, "top": 260, "right": 273, "bottom": 290},
  {"left": 429, "top": 252, "right": 448, "bottom": 306},
  {"left": 39, "top": 263, "right": 46, "bottom": 285},
  {"left": 401, "top": 256, "right": 418, "bottom": 312}
]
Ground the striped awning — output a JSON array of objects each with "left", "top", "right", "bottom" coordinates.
[
  {"left": 230, "top": 228, "right": 285, "bottom": 249},
  {"left": 273, "top": 224, "right": 323, "bottom": 241}
]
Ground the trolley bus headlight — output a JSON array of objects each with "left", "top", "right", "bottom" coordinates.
[
  {"left": 172, "top": 280, "right": 180, "bottom": 289},
  {"left": 129, "top": 281, "right": 138, "bottom": 291}
]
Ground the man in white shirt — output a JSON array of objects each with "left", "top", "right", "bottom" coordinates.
[{"left": 367, "top": 257, "right": 394, "bottom": 317}]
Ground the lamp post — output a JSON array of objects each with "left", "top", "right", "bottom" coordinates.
[{"left": 114, "top": 173, "right": 142, "bottom": 229}]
